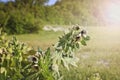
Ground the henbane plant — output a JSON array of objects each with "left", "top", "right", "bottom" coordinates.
[{"left": 0, "top": 25, "right": 90, "bottom": 80}]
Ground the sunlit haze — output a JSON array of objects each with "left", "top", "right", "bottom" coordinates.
[{"left": 103, "top": 0, "right": 120, "bottom": 26}]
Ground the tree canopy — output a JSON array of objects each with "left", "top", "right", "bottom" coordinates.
[{"left": 0, "top": 0, "right": 101, "bottom": 34}]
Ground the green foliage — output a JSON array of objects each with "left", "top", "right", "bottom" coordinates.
[
  {"left": 0, "top": 11, "right": 7, "bottom": 27},
  {"left": 4, "top": 10, "right": 40, "bottom": 34},
  {"left": 54, "top": 0, "right": 99, "bottom": 25},
  {"left": 0, "top": 26, "right": 90, "bottom": 80},
  {"left": 0, "top": 28, "right": 32, "bottom": 79},
  {"left": 51, "top": 25, "right": 90, "bottom": 76},
  {"left": 0, "top": 0, "right": 101, "bottom": 34}
]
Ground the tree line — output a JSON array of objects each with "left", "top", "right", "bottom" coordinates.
[{"left": 0, "top": 0, "right": 101, "bottom": 34}]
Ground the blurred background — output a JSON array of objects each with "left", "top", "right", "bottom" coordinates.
[
  {"left": 0, "top": 0, "right": 120, "bottom": 34},
  {"left": 0, "top": 0, "right": 120, "bottom": 80}
]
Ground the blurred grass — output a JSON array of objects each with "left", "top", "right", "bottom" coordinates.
[
  {"left": 7, "top": 30, "right": 62, "bottom": 50},
  {"left": 7, "top": 27, "right": 120, "bottom": 80},
  {"left": 62, "top": 27, "right": 120, "bottom": 80}
]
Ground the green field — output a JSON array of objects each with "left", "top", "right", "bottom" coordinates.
[
  {"left": 8, "top": 30, "right": 62, "bottom": 50},
  {"left": 8, "top": 27, "right": 120, "bottom": 80}
]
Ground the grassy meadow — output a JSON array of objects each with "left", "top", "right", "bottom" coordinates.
[
  {"left": 7, "top": 31, "right": 62, "bottom": 50},
  {"left": 8, "top": 26, "right": 120, "bottom": 80},
  {"left": 62, "top": 27, "right": 120, "bottom": 80}
]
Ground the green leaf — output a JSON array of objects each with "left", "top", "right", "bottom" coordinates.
[
  {"left": 6, "top": 54, "right": 11, "bottom": 60},
  {"left": 84, "top": 36, "right": 90, "bottom": 41},
  {"left": 65, "top": 44, "right": 69, "bottom": 53},
  {"left": 62, "top": 58, "right": 69, "bottom": 70},
  {"left": 8, "top": 48, "right": 13, "bottom": 53},
  {"left": 38, "top": 47, "right": 42, "bottom": 54},
  {"left": 69, "top": 57, "right": 79, "bottom": 67},
  {"left": 81, "top": 39, "right": 87, "bottom": 46},
  {"left": 76, "top": 43, "right": 80, "bottom": 48}
]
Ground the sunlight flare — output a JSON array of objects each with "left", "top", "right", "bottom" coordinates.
[{"left": 104, "top": 1, "right": 120, "bottom": 25}]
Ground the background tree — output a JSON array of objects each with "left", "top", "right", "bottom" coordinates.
[{"left": 0, "top": 0, "right": 101, "bottom": 34}]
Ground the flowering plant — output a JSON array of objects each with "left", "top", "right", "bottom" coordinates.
[{"left": 0, "top": 25, "right": 90, "bottom": 80}]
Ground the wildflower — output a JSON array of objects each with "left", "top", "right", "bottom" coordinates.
[
  {"left": 81, "top": 29, "right": 86, "bottom": 34},
  {"left": 80, "top": 30, "right": 87, "bottom": 38},
  {"left": 75, "top": 33, "right": 81, "bottom": 41},
  {"left": 32, "top": 57, "right": 38, "bottom": 63},
  {"left": 28, "top": 56, "right": 38, "bottom": 64}
]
